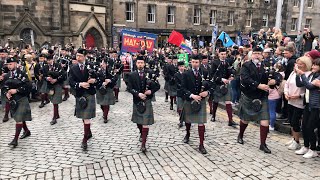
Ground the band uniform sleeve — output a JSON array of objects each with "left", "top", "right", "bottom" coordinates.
[
  {"left": 181, "top": 72, "right": 192, "bottom": 100},
  {"left": 240, "top": 62, "right": 259, "bottom": 90},
  {"left": 69, "top": 67, "right": 81, "bottom": 90},
  {"left": 127, "top": 73, "right": 139, "bottom": 98}
]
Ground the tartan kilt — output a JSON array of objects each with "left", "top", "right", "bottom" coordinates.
[
  {"left": 96, "top": 88, "right": 115, "bottom": 105},
  {"left": 180, "top": 98, "right": 207, "bottom": 124},
  {"left": 62, "top": 76, "right": 70, "bottom": 88},
  {"left": 168, "top": 84, "right": 177, "bottom": 96},
  {"left": 131, "top": 99, "right": 154, "bottom": 125},
  {"left": 75, "top": 94, "right": 96, "bottom": 119},
  {"left": 1, "top": 91, "right": 8, "bottom": 103},
  {"left": 164, "top": 81, "right": 169, "bottom": 92},
  {"left": 238, "top": 94, "right": 269, "bottom": 122},
  {"left": 213, "top": 84, "right": 232, "bottom": 103},
  {"left": 38, "top": 80, "right": 49, "bottom": 94},
  {"left": 177, "top": 97, "right": 184, "bottom": 111},
  {"left": 49, "top": 84, "right": 63, "bottom": 104},
  {"left": 115, "top": 74, "right": 121, "bottom": 88},
  {"left": 11, "top": 97, "right": 32, "bottom": 122}
]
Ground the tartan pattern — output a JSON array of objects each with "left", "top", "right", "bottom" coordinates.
[
  {"left": 164, "top": 81, "right": 169, "bottom": 92},
  {"left": 238, "top": 94, "right": 269, "bottom": 122},
  {"left": 115, "top": 74, "right": 121, "bottom": 88},
  {"left": 11, "top": 97, "right": 32, "bottom": 122},
  {"left": 75, "top": 94, "right": 96, "bottom": 119},
  {"left": 177, "top": 97, "right": 184, "bottom": 111},
  {"left": 49, "top": 84, "right": 63, "bottom": 104},
  {"left": 62, "top": 76, "right": 70, "bottom": 87},
  {"left": 131, "top": 99, "right": 154, "bottom": 125},
  {"left": 180, "top": 98, "right": 207, "bottom": 124},
  {"left": 38, "top": 80, "right": 49, "bottom": 94},
  {"left": 96, "top": 88, "right": 115, "bottom": 105},
  {"left": 213, "top": 83, "right": 232, "bottom": 103},
  {"left": 168, "top": 84, "right": 177, "bottom": 96},
  {"left": 1, "top": 91, "right": 8, "bottom": 103}
]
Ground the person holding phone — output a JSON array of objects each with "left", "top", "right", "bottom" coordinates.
[{"left": 303, "top": 28, "right": 315, "bottom": 52}]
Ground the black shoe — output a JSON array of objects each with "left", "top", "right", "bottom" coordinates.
[
  {"left": 103, "top": 117, "right": 108, "bottom": 123},
  {"left": 237, "top": 135, "right": 244, "bottom": 144},
  {"left": 50, "top": 119, "right": 57, "bottom": 125},
  {"left": 39, "top": 102, "right": 45, "bottom": 108},
  {"left": 178, "top": 122, "right": 183, "bottom": 128},
  {"left": 20, "top": 131, "right": 31, "bottom": 139},
  {"left": 228, "top": 121, "right": 238, "bottom": 127},
  {"left": 8, "top": 139, "right": 18, "bottom": 148},
  {"left": 62, "top": 95, "right": 69, "bottom": 101},
  {"left": 170, "top": 105, "right": 173, "bottom": 110},
  {"left": 210, "top": 117, "right": 215, "bottom": 122},
  {"left": 88, "top": 133, "right": 92, "bottom": 140},
  {"left": 183, "top": 135, "right": 190, "bottom": 144},
  {"left": 45, "top": 100, "right": 50, "bottom": 105},
  {"left": 259, "top": 144, "right": 271, "bottom": 154},
  {"left": 81, "top": 142, "right": 88, "bottom": 150},
  {"left": 140, "top": 146, "right": 147, "bottom": 153},
  {"left": 115, "top": 99, "right": 119, "bottom": 102},
  {"left": 199, "top": 145, "right": 207, "bottom": 154},
  {"left": 2, "top": 116, "right": 9, "bottom": 123},
  {"left": 139, "top": 135, "right": 142, "bottom": 142},
  {"left": 165, "top": 99, "right": 168, "bottom": 102}
]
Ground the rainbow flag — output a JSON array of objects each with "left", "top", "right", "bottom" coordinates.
[{"left": 168, "top": 30, "right": 192, "bottom": 54}]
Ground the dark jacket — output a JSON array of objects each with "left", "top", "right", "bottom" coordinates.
[
  {"left": 296, "top": 72, "right": 320, "bottom": 109},
  {"left": 211, "top": 58, "right": 235, "bottom": 85},
  {"left": 2, "top": 69, "right": 32, "bottom": 100},
  {"left": 96, "top": 68, "right": 118, "bottom": 89},
  {"left": 174, "top": 71, "right": 184, "bottom": 98},
  {"left": 284, "top": 55, "right": 297, "bottom": 80},
  {"left": 69, "top": 64, "right": 97, "bottom": 97},
  {"left": 45, "top": 63, "right": 66, "bottom": 85},
  {"left": 34, "top": 62, "right": 48, "bottom": 81}
]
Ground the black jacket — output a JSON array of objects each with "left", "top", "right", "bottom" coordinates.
[
  {"left": 45, "top": 63, "right": 66, "bottom": 85},
  {"left": 69, "top": 64, "right": 97, "bottom": 97},
  {"left": 174, "top": 71, "right": 184, "bottom": 98},
  {"left": 284, "top": 55, "right": 297, "bottom": 80},
  {"left": 96, "top": 68, "right": 118, "bottom": 89},
  {"left": 2, "top": 69, "right": 32, "bottom": 100},
  {"left": 211, "top": 59, "right": 235, "bottom": 85},
  {"left": 127, "top": 70, "right": 160, "bottom": 104},
  {"left": 296, "top": 72, "right": 320, "bottom": 109},
  {"left": 34, "top": 62, "right": 48, "bottom": 81}
]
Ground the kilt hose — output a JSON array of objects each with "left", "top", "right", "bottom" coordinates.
[
  {"left": 131, "top": 99, "right": 154, "bottom": 125},
  {"left": 96, "top": 88, "right": 115, "bottom": 106},
  {"left": 49, "top": 84, "right": 63, "bottom": 104},
  {"left": 180, "top": 98, "right": 207, "bottom": 124},
  {"left": 238, "top": 94, "right": 269, "bottom": 122},
  {"left": 75, "top": 94, "right": 96, "bottom": 119},
  {"left": 213, "top": 83, "right": 232, "bottom": 103},
  {"left": 11, "top": 97, "right": 32, "bottom": 122}
]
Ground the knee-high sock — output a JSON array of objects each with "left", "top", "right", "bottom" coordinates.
[
  {"left": 198, "top": 125, "right": 205, "bottom": 146},
  {"left": 63, "top": 88, "right": 69, "bottom": 97},
  {"left": 170, "top": 96, "right": 174, "bottom": 107},
  {"left": 185, "top": 123, "right": 191, "bottom": 136},
  {"left": 83, "top": 123, "right": 91, "bottom": 143},
  {"left": 14, "top": 124, "right": 23, "bottom": 141},
  {"left": 208, "top": 100, "right": 213, "bottom": 113},
  {"left": 239, "top": 121, "right": 248, "bottom": 138},
  {"left": 137, "top": 124, "right": 142, "bottom": 134},
  {"left": 103, "top": 105, "right": 110, "bottom": 119},
  {"left": 40, "top": 94, "right": 45, "bottom": 103},
  {"left": 45, "top": 93, "right": 49, "bottom": 101},
  {"left": 226, "top": 104, "right": 233, "bottom": 122},
  {"left": 22, "top": 122, "right": 29, "bottom": 132},
  {"left": 260, "top": 125, "right": 269, "bottom": 145},
  {"left": 141, "top": 128, "right": 149, "bottom": 147},
  {"left": 114, "top": 88, "right": 119, "bottom": 99},
  {"left": 211, "top": 102, "right": 218, "bottom": 118},
  {"left": 165, "top": 92, "right": 168, "bottom": 100},
  {"left": 4, "top": 102, "right": 10, "bottom": 117},
  {"left": 53, "top": 104, "right": 59, "bottom": 118}
]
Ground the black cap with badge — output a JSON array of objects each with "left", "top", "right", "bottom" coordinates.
[
  {"left": 6, "top": 57, "right": 18, "bottom": 63},
  {"left": 77, "top": 48, "right": 87, "bottom": 56}
]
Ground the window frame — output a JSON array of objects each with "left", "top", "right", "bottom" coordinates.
[
  {"left": 147, "top": 4, "right": 156, "bottom": 23},
  {"left": 209, "top": 10, "right": 217, "bottom": 26},
  {"left": 245, "top": 11, "right": 252, "bottom": 27},
  {"left": 291, "top": 18, "right": 297, "bottom": 31},
  {"left": 167, "top": 6, "right": 175, "bottom": 24},
  {"left": 262, "top": 14, "right": 269, "bottom": 27},
  {"left": 305, "top": 19, "right": 312, "bottom": 29},
  {"left": 193, "top": 8, "right": 201, "bottom": 25},
  {"left": 125, "top": 2, "right": 135, "bottom": 22},
  {"left": 307, "top": 0, "right": 313, "bottom": 8},
  {"left": 227, "top": 11, "right": 234, "bottom": 26}
]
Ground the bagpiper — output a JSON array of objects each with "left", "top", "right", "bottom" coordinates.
[
  {"left": 34, "top": 54, "right": 50, "bottom": 108},
  {"left": 3, "top": 57, "right": 32, "bottom": 147},
  {"left": 174, "top": 61, "right": 186, "bottom": 127},
  {"left": 127, "top": 55, "right": 160, "bottom": 153},
  {"left": 180, "top": 55, "right": 214, "bottom": 154},
  {"left": 0, "top": 48, "right": 10, "bottom": 122},
  {"left": 237, "top": 46, "right": 282, "bottom": 153},
  {"left": 69, "top": 49, "right": 97, "bottom": 150}
]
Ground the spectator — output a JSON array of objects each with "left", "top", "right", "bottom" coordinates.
[
  {"left": 296, "top": 31, "right": 304, "bottom": 57},
  {"left": 306, "top": 49, "right": 320, "bottom": 63},
  {"left": 303, "top": 28, "right": 315, "bottom": 52},
  {"left": 283, "top": 37, "right": 291, "bottom": 47},
  {"left": 312, "top": 37, "right": 318, "bottom": 50}
]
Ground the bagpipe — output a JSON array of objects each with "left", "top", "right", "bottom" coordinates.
[
  {"left": 3, "top": 75, "right": 27, "bottom": 112},
  {"left": 213, "top": 61, "right": 236, "bottom": 96},
  {"left": 47, "top": 65, "right": 64, "bottom": 95}
]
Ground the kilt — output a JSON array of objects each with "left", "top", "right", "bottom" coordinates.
[
  {"left": 164, "top": 81, "right": 169, "bottom": 92},
  {"left": 168, "top": 84, "right": 177, "bottom": 96},
  {"left": 123, "top": 72, "right": 130, "bottom": 83},
  {"left": 115, "top": 74, "right": 121, "bottom": 88},
  {"left": 1, "top": 91, "right": 8, "bottom": 103},
  {"left": 177, "top": 97, "right": 184, "bottom": 111},
  {"left": 39, "top": 80, "right": 49, "bottom": 94},
  {"left": 62, "top": 76, "right": 69, "bottom": 88},
  {"left": 96, "top": 88, "right": 115, "bottom": 105},
  {"left": 213, "top": 84, "right": 232, "bottom": 103},
  {"left": 11, "top": 97, "right": 32, "bottom": 122},
  {"left": 49, "top": 84, "right": 63, "bottom": 104},
  {"left": 238, "top": 94, "right": 269, "bottom": 122},
  {"left": 75, "top": 94, "right": 96, "bottom": 119},
  {"left": 180, "top": 98, "right": 207, "bottom": 124},
  {"left": 131, "top": 99, "right": 154, "bottom": 125}
]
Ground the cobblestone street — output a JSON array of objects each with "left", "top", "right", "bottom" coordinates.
[{"left": 1, "top": 79, "right": 320, "bottom": 180}]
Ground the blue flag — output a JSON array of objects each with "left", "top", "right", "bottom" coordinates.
[{"left": 218, "top": 31, "right": 235, "bottom": 47}]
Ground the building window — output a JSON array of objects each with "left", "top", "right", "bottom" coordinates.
[
  {"left": 305, "top": 19, "right": 312, "bottom": 29},
  {"left": 291, "top": 18, "right": 297, "bottom": 31},
  {"left": 147, "top": 4, "right": 156, "bottom": 23},
  {"left": 126, "top": 3, "right": 134, "bottom": 22},
  {"left": 307, "top": 0, "right": 313, "bottom": 8},
  {"left": 293, "top": 0, "right": 299, "bottom": 7},
  {"left": 227, "top": 11, "right": 234, "bottom": 26},
  {"left": 248, "top": 0, "right": 254, "bottom": 3},
  {"left": 194, "top": 8, "right": 201, "bottom": 25},
  {"left": 262, "top": 14, "right": 269, "bottom": 27},
  {"left": 210, "top": 10, "right": 217, "bottom": 25},
  {"left": 167, "top": 6, "right": 175, "bottom": 24},
  {"left": 245, "top": 11, "right": 252, "bottom": 27}
]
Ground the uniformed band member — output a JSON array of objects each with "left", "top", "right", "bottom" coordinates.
[
  {"left": 96, "top": 59, "right": 119, "bottom": 123},
  {"left": 211, "top": 48, "right": 238, "bottom": 127},
  {"left": 175, "top": 61, "right": 186, "bottom": 127},
  {"left": 180, "top": 55, "right": 214, "bottom": 154},
  {"left": 163, "top": 55, "right": 173, "bottom": 102},
  {"left": 69, "top": 49, "right": 97, "bottom": 150},
  {"left": 167, "top": 56, "right": 179, "bottom": 110},
  {"left": 127, "top": 55, "right": 160, "bottom": 153},
  {"left": 60, "top": 55, "right": 71, "bottom": 101},
  {"left": 1, "top": 48, "right": 11, "bottom": 122},
  {"left": 3, "top": 57, "right": 32, "bottom": 147},
  {"left": 238, "top": 46, "right": 282, "bottom": 153},
  {"left": 109, "top": 50, "right": 120, "bottom": 102},
  {"left": 200, "top": 55, "right": 213, "bottom": 114},
  {"left": 46, "top": 56, "right": 66, "bottom": 125},
  {"left": 35, "top": 54, "right": 50, "bottom": 108}
]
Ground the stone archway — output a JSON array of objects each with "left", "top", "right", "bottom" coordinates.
[{"left": 85, "top": 27, "right": 103, "bottom": 49}]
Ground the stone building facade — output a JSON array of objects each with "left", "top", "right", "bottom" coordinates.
[{"left": 0, "top": 0, "right": 112, "bottom": 49}]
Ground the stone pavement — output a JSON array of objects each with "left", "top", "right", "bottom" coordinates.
[{"left": 1, "top": 78, "right": 320, "bottom": 180}]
